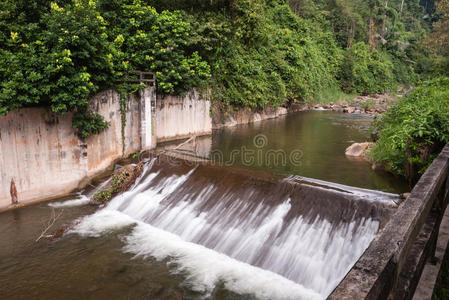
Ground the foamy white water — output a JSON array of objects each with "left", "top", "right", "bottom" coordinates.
[
  {"left": 49, "top": 194, "right": 90, "bottom": 208},
  {"left": 74, "top": 160, "right": 382, "bottom": 299},
  {"left": 74, "top": 210, "right": 321, "bottom": 300}
]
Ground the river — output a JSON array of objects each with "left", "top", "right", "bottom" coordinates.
[{"left": 0, "top": 110, "right": 408, "bottom": 299}]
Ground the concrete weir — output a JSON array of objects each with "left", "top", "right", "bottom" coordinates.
[
  {"left": 330, "top": 142, "right": 449, "bottom": 300},
  {"left": 81, "top": 154, "right": 399, "bottom": 298}
]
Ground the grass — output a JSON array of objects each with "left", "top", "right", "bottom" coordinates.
[{"left": 308, "top": 86, "right": 357, "bottom": 106}]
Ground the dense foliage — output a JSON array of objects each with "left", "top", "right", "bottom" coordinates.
[
  {"left": 370, "top": 77, "right": 449, "bottom": 182},
  {"left": 367, "top": 0, "right": 449, "bottom": 182},
  {"left": 0, "top": 0, "right": 209, "bottom": 137},
  {"left": 339, "top": 42, "right": 395, "bottom": 94},
  {"left": 149, "top": 0, "right": 436, "bottom": 106},
  {"left": 185, "top": 0, "right": 342, "bottom": 108},
  {"left": 0, "top": 0, "right": 444, "bottom": 140}
]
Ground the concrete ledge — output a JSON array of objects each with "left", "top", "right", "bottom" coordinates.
[
  {"left": 330, "top": 143, "right": 449, "bottom": 299},
  {"left": 413, "top": 200, "right": 449, "bottom": 299}
]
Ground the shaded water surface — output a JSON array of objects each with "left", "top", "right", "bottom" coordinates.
[{"left": 210, "top": 110, "right": 409, "bottom": 193}]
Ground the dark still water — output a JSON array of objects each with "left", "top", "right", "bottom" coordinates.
[{"left": 210, "top": 110, "right": 409, "bottom": 193}]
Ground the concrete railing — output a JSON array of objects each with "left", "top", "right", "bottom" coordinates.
[{"left": 330, "top": 143, "right": 449, "bottom": 299}]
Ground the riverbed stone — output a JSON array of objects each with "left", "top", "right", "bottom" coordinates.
[{"left": 345, "top": 142, "right": 374, "bottom": 158}]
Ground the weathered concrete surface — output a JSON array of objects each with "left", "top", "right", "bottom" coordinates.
[
  {"left": 155, "top": 89, "right": 212, "bottom": 142},
  {"left": 330, "top": 143, "right": 449, "bottom": 300},
  {"left": 0, "top": 108, "right": 84, "bottom": 209},
  {"left": 85, "top": 90, "right": 148, "bottom": 176},
  {"left": 211, "top": 105, "right": 289, "bottom": 129},
  {"left": 0, "top": 87, "right": 155, "bottom": 209},
  {"left": 413, "top": 189, "right": 449, "bottom": 300}
]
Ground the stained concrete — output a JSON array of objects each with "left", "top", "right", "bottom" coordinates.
[
  {"left": 155, "top": 89, "right": 212, "bottom": 142},
  {"left": 0, "top": 87, "right": 155, "bottom": 209},
  {"left": 413, "top": 201, "right": 449, "bottom": 299},
  {"left": 211, "top": 105, "right": 289, "bottom": 129}
]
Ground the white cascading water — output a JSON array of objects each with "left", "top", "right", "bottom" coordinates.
[{"left": 73, "top": 158, "right": 384, "bottom": 299}]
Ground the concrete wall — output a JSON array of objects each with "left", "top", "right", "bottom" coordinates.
[
  {"left": 0, "top": 85, "right": 297, "bottom": 209},
  {"left": 211, "top": 105, "right": 289, "bottom": 129},
  {"left": 155, "top": 89, "right": 212, "bottom": 142},
  {"left": 0, "top": 87, "right": 155, "bottom": 209}
]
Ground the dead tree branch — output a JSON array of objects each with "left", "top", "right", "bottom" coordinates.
[{"left": 36, "top": 208, "right": 63, "bottom": 242}]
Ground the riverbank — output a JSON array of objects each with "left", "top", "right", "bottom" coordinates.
[
  {"left": 210, "top": 89, "right": 409, "bottom": 131},
  {"left": 308, "top": 89, "right": 413, "bottom": 115}
]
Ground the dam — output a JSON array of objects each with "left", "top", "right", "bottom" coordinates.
[{"left": 1, "top": 109, "right": 448, "bottom": 300}]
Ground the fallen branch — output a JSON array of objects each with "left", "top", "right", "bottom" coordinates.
[
  {"left": 155, "top": 135, "right": 197, "bottom": 158},
  {"left": 36, "top": 208, "right": 63, "bottom": 242}
]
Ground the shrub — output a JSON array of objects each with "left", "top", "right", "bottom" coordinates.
[
  {"left": 188, "top": 0, "right": 342, "bottom": 108},
  {"left": 370, "top": 77, "right": 449, "bottom": 182},
  {"left": 0, "top": 0, "right": 210, "bottom": 137},
  {"left": 339, "top": 42, "right": 395, "bottom": 94}
]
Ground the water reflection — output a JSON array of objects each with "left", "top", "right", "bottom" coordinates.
[{"left": 175, "top": 111, "right": 408, "bottom": 193}]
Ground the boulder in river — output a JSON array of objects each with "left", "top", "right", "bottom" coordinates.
[
  {"left": 345, "top": 142, "right": 374, "bottom": 159},
  {"left": 345, "top": 107, "right": 356, "bottom": 114}
]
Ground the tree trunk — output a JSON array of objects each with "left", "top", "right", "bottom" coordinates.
[
  {"left": 369, "top": 16, "right": 376, "bottom": 48},
  {"left": 347, "top": 18, "right": 356, "bottom": 48}
]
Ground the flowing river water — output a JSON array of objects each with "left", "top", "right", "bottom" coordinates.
[{"left": 0, "top": 110, "right": 408, "bottom": 299}]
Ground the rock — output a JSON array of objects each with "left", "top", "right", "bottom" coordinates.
[
  {"left": 371, "top": 162, "right": 384, "bottom": 171},
  {"left": 347, "top": 107, "right": 355, "bottom": 114},
  {"left": 371, "top": 127, "right": 380, "bottom": 142},
  {"left": 276, "top": 107, "right": 288, "bottom": 116},
  {"left": 345, "top": 142, "right": 374, "bottom": 158},
  {"left": 354, "top": 109, "right": 361, "bottom": 114},
  {"left": 252, "top": 113, "right": 262, "bottom": 123}
]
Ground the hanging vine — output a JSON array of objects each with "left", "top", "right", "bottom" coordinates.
[{"left": 116, "top": 81, "right": 143, "bottom": 155}]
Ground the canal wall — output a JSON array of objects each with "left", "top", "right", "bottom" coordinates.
[
  {"left": 155, "top": 89, "right": 212, "bottom": 142},
  {"left": 0, "top": 87, "right": 156, "bottom": 209},
  {"left": 0, "top": 85, "right": 303, "bottom": 209},
  {"left": 211, "top": 103, "right": 306, "bottom": 129}
]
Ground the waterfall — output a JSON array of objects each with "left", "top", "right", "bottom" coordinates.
[{"left": 74, "top": 157, "right": 393, "bottom": 299}]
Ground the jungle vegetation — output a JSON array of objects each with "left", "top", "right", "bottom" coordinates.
[{"left": 0, "top": 0, "right": 448, "bottom": 179}]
